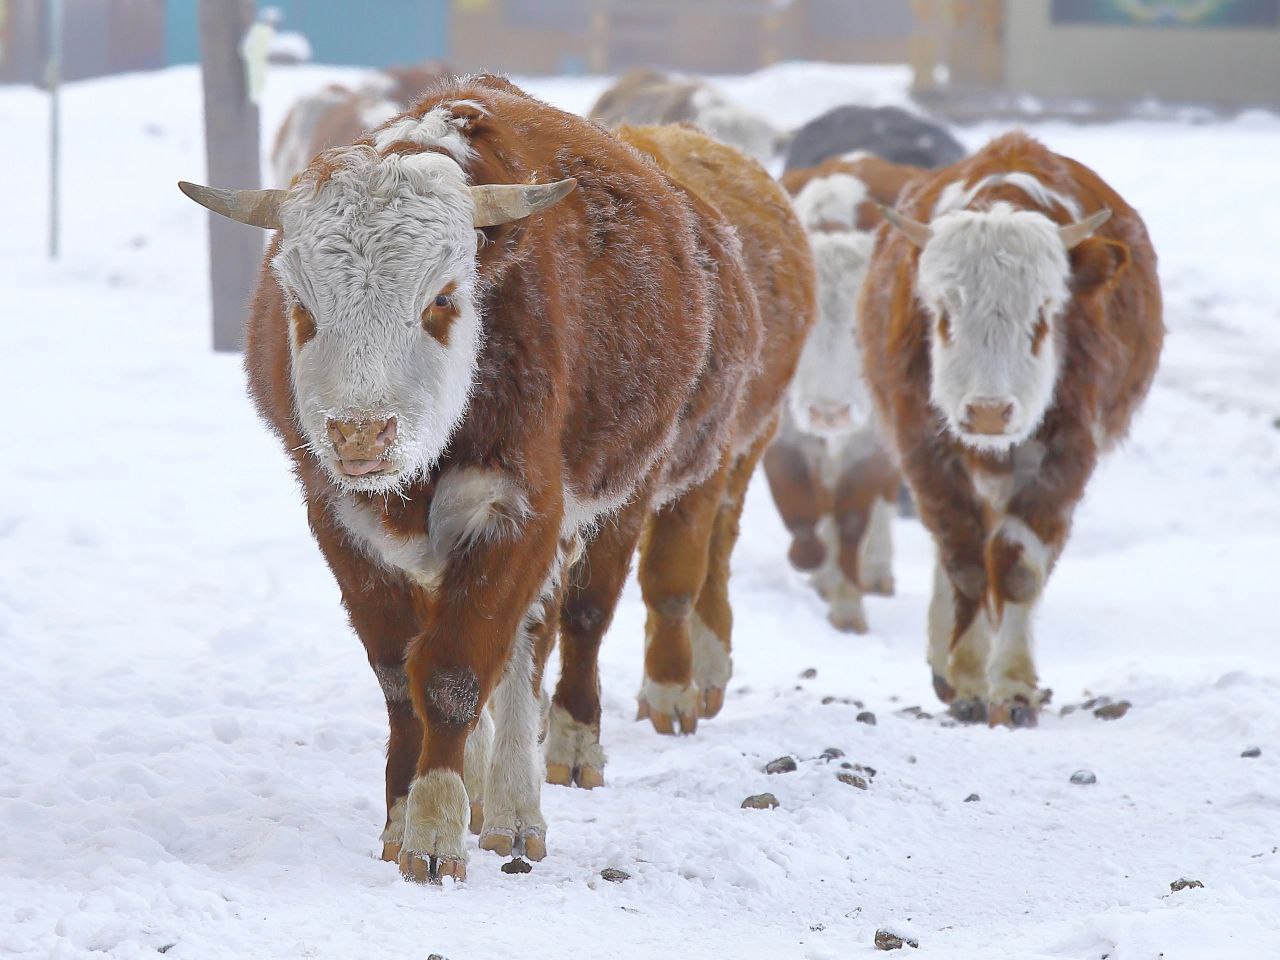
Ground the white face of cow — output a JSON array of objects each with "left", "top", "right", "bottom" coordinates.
[
  {"left": 914, "top": 204, "right": 1071, "bottom": 451},
  {"left": 272, "top": 147, "right": 482, "bottom": 494},
  {"left": 789, "top": 230, "right": 876, "bottom": 437}
]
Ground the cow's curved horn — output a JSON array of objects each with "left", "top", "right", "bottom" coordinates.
[
  {"left": 1059, "top": 208, "right": 1111, "bottom": 249},
  {"left": 178, "top": 181, "right": 286, "bottom": 231},
  {"left": 470, "top": 178, "right": 577, "bottom": 228},
  {"left": 878, "top": 204, "right": 932, "bottom": 248}
]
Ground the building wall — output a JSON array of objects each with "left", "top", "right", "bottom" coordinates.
[{"left": 1005, "top": 0, "right": 1280, "bottom": 104}]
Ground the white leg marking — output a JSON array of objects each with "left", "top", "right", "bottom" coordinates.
[
  {"left": 948, "top": 606, "right": 993, "bottom": 703},
  {"left": 401, "top": 769, "right": 469, "bottom": 864},
  {"left": 927, "top": 558, "right": 955, "bottom": 683},
  {"left": 544, "top": 702, "right": 607, "bottom": 777},
  {"left": 463, "top": 708, "right": 493, "bottom": 833},
  {"left": 689, "top": 609, "right": 732, "bottom": 690},
  {"left": 380, "top": 795, "right": 407, "bottom": 848},
  {"left": 858, "top": 497, "right": 896, "bottom": 595},
  {"left": 988, "top": 517, "right": 1050, "bottom": 706},
  {"left": 988, "top": 600, "right": 1040, "bottom": 705},
  {"left": 480, "top": 621, "right": 547, "bottom": 859}
]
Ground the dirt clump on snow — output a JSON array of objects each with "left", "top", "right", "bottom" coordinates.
[
  {"left": 765, "top": 755, "right": 797, "bottom": 774},
  {"left": 874, "top": 929, "right": 919, "bottom": 950}
]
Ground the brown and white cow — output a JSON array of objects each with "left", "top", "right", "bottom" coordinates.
[
  {"left": 270, "top": 63, "right": 451, "bottom": 187},
  {"left": 860, "top": 132, "right": 1162, "bottom": 726},
  {"left": 179, "top": 76, "right": 808, "bottom": 882},
  {"left": 764, "top": 154, "right": 924, "bottom": 632}
]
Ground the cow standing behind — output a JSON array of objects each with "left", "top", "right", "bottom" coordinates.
[
  {"left": 764, "top": 154, "right": 924, "bottom": 632},
  {"left": 270, "top": 63, "right": 451, "bottom": 187},
  {"left": 180, "top": 76, "right": 810, "bottom": 883},
  {"left": 860, "top": 132, "right": 1162, "bottom": 725},
  {"left": 588, "top": 68, "right": 786, "bottom": 165}
]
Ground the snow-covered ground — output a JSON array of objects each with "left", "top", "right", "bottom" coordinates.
[{"left": 1, "top": 63, "right": 1277, "bottom": 960}]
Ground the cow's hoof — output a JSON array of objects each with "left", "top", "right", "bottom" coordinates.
[
  {"left": 546, "top": 761, "right": 604, "bottom": 789},
  {"left": 864, "top": 575, "right": 895, "bottom": 597},
  {"left": 637, "top": 680, "right": 700, "bottom": 735},
  {"left": 380, "top": 841, "right": 401, "bottom": 863},
  {"left": 479, "top": 822, "right": 547, "bottom": 862},
  {"left": 699, "top": 685, "right": 726, "bottom": 718},
  {"left": 399, "top": 771, "right": 469, "bottom": 885},
  {"left": 544, "top": 703, "right": 607, "bottom": 788},
  {"left": 469, "top": 800, "right": 484, "bottom": 835},
  {"left": 989, "top": 698, "right": 1039, "bottom": 728},
  {"left": 399, "top": 851, "right": 465, "bottom": 885},
  {"left": 828, "top": 605, "right": 869, "bottom": 634},
  {"left": 932, "top": 672, "right": 957, "bottom": 704},
  {"left": 949, "top": 698, "right": 988, "bottom": 724}
]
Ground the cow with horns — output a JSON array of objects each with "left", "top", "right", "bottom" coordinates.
[
  {"left": 765, "top": 153, "right": 925, "bottom": 632},
  {"left": 179, "top": 75, "right": 810, "bottom": 882},
  {"left": 859, "top": 132, "right": 1162, "bottom": 726}
]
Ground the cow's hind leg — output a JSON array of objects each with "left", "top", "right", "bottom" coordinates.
[
  {"left": 636, "top": 459, "right": 731, "bottom": 735},
  {"left": 478, "top": 609, "right": 551, "bottom": 861},
  {"left": 547, "top": 499, "right": 649, "bottom": 788},
  {"left": 691, "top": 432, "right": 770, "bottom": 717}
]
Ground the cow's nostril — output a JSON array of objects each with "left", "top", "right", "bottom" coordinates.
[
  {"left": 327, "top": 420, "right": 345, "bottom": 445},
  {"left": 376, "top": 417, "right": 398, "bottom": 446}
]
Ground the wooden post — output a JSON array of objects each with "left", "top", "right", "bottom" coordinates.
[
  {"left": 47, "top": 0, "right": 62, "bottom": 260},
  {"left": 197, "top": 0, "right": 261, "bottom": 353}
]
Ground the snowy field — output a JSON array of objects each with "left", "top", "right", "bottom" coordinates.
[{"left": 1, "top": 63, "right": 1277, "bottom": 959}]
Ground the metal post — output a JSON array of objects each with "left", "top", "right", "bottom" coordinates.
[{"left": 47, "top": 0, "right": 63, "bottom": 260}]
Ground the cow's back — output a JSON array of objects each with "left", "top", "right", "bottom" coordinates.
[{"left": 618, "top": 123, "right": 816, "bottom": 451}]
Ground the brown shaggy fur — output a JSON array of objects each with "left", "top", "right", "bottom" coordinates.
[
  {"left": 244, "top": 76, "right": 806, "bottom": 868},
  {"left": 859, "top": 132, "right": 1163, "bottom": 724}
]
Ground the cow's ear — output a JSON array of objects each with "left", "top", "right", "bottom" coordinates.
[{"left": 1070, "top": 237, "right": 1128, "bottom": 294}]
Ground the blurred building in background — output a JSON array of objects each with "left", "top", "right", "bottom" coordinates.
[{"left": 1, "top": 0, "right": 1277, "bottom": 106}]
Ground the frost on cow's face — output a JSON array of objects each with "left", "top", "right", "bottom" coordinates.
[
  {"left": 272, "top": 148, "right": 483, "bottom": 495},
  {"left": 913, "top": 205, "right": 1071, "bottom": 452}
]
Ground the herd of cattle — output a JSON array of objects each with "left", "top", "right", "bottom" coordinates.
[{"left": 179, "top": 65, "right": 1163, "bottom": 882}]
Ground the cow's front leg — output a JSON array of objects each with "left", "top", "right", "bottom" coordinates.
[
  {"left": 762, "top": 433, "right": 831, "bottom": 574},
  {"left": 398, "top": 475, "right": 561, "bottom": 884},
  {"left": 985, "top": 515, "right": 1057, "bottom": 727}
]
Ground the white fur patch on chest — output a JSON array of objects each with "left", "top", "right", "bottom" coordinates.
[
  {"left": 332, "top": 494, "right": 443, "bottom": 590},
  {"left": 971, "top": 467, "right": 1015, "bottom": 514},
  {"left": 331, "top": 467, "right": 533, "bottom": 590}
]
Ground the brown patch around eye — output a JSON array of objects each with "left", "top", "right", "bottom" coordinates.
[
  {"left": 291, "top": 303, "right": 316, "bottom": 346},
  {"left": 936, "top": 312, "right": 952, "bottom": 345},
  {"left": 1031, "top": 311, "right": 1050, "bottom": 356},
  {"left": 421, "top": 281, "right": 459, "bottom": 346}
]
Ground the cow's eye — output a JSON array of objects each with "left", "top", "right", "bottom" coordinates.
[{"left": 433, "top": 294, "right": 451, "bottom": 309}]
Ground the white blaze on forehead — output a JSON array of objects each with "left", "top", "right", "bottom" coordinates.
[
  {"left": 916, "top": 200, "right": 1072, "bottom": 449},
  {"left": 789, "top": 227, "right": 876, "bottom": 435},
  {"left": 933, "top": 171, "right": 1083, "bottom": 220},
  {"left": 373, "top": 104, "right": 482, "bottom": 165},
  {"left": 791, "top": 173, "right": 866, "bottom": 232},
  {"left": 272, "top": 141, "right": 482, "bottom": 493}
]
